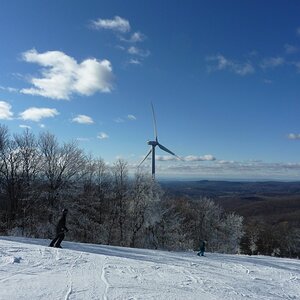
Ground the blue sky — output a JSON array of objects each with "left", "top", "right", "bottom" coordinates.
[{"left": 1, "top": 0, "right": 300, "bottom": 180}]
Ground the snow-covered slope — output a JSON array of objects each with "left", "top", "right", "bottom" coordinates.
[{"left": 0, "top": 236, "right": 299, "bottom": 300}]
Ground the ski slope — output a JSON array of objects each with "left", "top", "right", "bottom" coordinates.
[{"left": 0, "top": 236, "right": 299, "bottom": 300}]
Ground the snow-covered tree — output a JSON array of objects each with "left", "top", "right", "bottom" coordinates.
[{"left": 128, "top": 171, "right": 163, "bottom": 248}]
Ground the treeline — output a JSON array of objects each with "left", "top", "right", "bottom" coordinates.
[
  {"left": 0, "top": 124, "right": 244, "bottom": 253},
  {"left": 240, "top": 218, "right": 300, "bottom": 258}
]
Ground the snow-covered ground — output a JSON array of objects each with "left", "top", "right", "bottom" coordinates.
[{"left": 0, "top": 236, "right": 299, "bottom": 300}]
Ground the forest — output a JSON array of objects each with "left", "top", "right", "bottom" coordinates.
[
  {"left": 163, "top": 181, "right": 300, "bottom": 258},
  {"left": 0, "top": 124, "right": 299, "bottom": 257}
]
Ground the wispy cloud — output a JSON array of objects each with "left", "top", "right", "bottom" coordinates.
[
  {"left": 284, "top": 44, "right": 299, "bottom": 54},
  {"left": 0, "top": 101, "right": 13, "bottom": 120},
  {"left": 127, "top": 114, "right": 136, "bottom": 121},
  {"left": 260, "top": 56, "right": 285, "bottom": 69},
  {"left": 19, "top": 124, "right": 31, "bottom": 129},
  {"left": 91, "top": 16, "right": 130, "bottom": 33},
  {"left": 150, "top": 159, "right": 300, "bottom": 179},
  {"left": 20, "top": 49, "right": 113, "bottom": 100},
  {"left": 128, "top": 46, "right": 150, "bottom": 57},
  {"left": 97, "top": 132, "right": 109, "bottom": 140},
  {"left": 297, "top": 27, "right": 300, "bottom": 36},
  {"left": 120, "top": 32, "right": 146, "bottom": 43},
  {"left": 156, "top": 155, "right": 179, "bottom": 161},
  {"left": 114, "top": 114, "right": 137, "bottom": 123},
  {"left": 72, "top": 114, "right": 94, "bottom": 124},
  {"left": 155, "top": 154, "right": 216, "bottom": 162},
  {"left": 128, "top": 59, "right": 142, "bottom": 65},
  {"left": 114, "top": 117, "right": 124, "bottom": 123},
  {"left": 0, "top": 86, "right": 18, "bottom": 93},
  {"left": 288, "top": 133, "right": 300, "bottom": 140},
  {"left": 206, "top": 54, "right": 254, "bottom": 76},
  {"left": 92, "top": 16, "right": 149, "bottom": 66},
  {"left": 19, "top": 107, "right": 59, "bottom": 122},
  {"left": 184, "top": 155, "right": 216, "bottom": 161}
]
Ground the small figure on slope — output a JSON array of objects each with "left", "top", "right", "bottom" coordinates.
[
  {"left": 49, "top": 208, "right": 69, "bottom": 248},
  {"left": 197, "top": 240, "right": 207, "bottom": 256}
]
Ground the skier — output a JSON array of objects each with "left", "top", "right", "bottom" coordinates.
[
  {"left": 49, "top": 208, "right": 69, "bottom": 248},
  {"left": 197, "top": 240, "right": 207, "bottom": 256}
]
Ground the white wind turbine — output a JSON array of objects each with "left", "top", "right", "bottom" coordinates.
[{"left": 139, "top": 103, "right": 180, "bottom": 179}]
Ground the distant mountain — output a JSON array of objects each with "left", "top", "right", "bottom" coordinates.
[
  {"left": 161, "top": 180, "right": 300, "bottom": 197},
  {"left": 160, "top": 180, "right": 300, "bottom": 226}
]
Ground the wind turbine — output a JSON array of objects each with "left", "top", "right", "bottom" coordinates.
[{"left": 139, "top": 103, "right": 180, "bottom": 179}]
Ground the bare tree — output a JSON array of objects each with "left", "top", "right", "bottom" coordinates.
[
  {"left": 0, "top": 126, "right": 23, "bottom": 222},
  {"left": 38, "top": 132, "right": 86, "bottom": 206},
  {"left": 108, "top": 159, "right": 128, "bottom": 245},
  {"left": 94, "top": 158, "right": 111, "bottom": 224},
  {"left": 14, "top": 129, "right": 41, "bottom": 187},
  {"left": 13, "top": 129, "right": 42, "bottom": 234}
]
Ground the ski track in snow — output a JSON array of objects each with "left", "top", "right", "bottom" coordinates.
[
  {"left": 100, "top": 257, "right": 110, "bottom": 300},
  {"left": 0, "top": 236, "right": 300, "bottom": 300}
]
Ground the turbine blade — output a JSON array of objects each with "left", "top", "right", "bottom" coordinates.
[
  {"left": 138, "top": 148, "right": 152, "bottom": 166},
  {"left": 151, "top": 102, "right": 158, "bottom": 141},
  {"left": 158, "top": 143, "right": 176, "bottom": 156},
  {"left": 158, "top": 143, "right": 182, "bottom": 160}
]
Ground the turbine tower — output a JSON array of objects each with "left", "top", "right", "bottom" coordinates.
[{"left": 139, "top": 103, "right": 179, "bottom": 179}]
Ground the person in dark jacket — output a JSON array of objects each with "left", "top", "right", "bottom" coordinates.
[
  {"left": 49, "top": 208, "right": 69, "bottom": 248},
  {"left": 197, "top": 240, "right": 207, "bottom": 256}
]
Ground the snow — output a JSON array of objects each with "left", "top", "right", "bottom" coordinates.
[{"left": 0, "top": 236, "right": 299, "bottom": 300}]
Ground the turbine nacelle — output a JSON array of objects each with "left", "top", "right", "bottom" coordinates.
[{"left": 147, "top": 140, "right": 158, "bottom": 146}]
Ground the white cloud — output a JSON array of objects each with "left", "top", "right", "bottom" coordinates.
[
  {"left": 184, "top": 155, "right": 216, "bottom": 161},
  {"left": 260, "top": 57, "right": 285, "bottom": 69},
  {"left": 128, "top": 59, "right": 142, "bottom": 65},
  {"left": 284, "top": 44, "right": 299, "bottom": 54},
  {"left": 288, "top": 133, "right": 300, "bottom": 140},
  {"left": 114, "top": 117, "right": 124, "bottom": 123},
  {"left": 0, "top": 101, "right": 13, "bottom": 120},
  {"left": 97, "top": 132, "right": 109, "bottom": 139},
  {"left": 0, "top": 86, "right": 18, "bottom": 93},
  {"left": 155, "top": 154, "right": 216, "bottom": 162},
  {"left": 120, "top": 32, "right": 146, "bottom": 43},
  {"left": 72, "top": 114, "right": 94, "bottom": 124},
  {"left": 39, "top": 124, "right": 45, "bottom": 128},
  {"left": 128, "top": 46, "right": 150, "bottom": 57},
  {"left": 19, "top": 125, "right": 31, "bottom": 129},
  {"left": 207, "top": 54, "right": 254, "bottom": 76},
  {"left": 19, "top": 107, "right": 59, "bottom": 122},
  {"left": 154, "top": 160, "right": 300, "bottom": 180},
  {"left": 128, "top": 47, "right": 139, "bottom": 55},
  {"left": 20, "top": 49, "right": 113, "bottom": 100},
  {"left": 127, "top": 114, "right": 136, "bottom": 120},
  {"left": 156, "top": 155, "right": 178, "bottom": 161},
  {"left": 129, "top": 32, "right": 145, "bottom": 42},
  {"left": 136, "top": 155, "right": 300, "bottom": 179},
  {"left": 91, "top": 16, "right": 130, "bottom": 33},
  {"left": 114, "top": 115, "right": 137, "bottom": 122}
]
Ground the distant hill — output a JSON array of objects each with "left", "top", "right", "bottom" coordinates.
[{"left": 160, "top": 180, "right": 300, "bottom": 226}]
